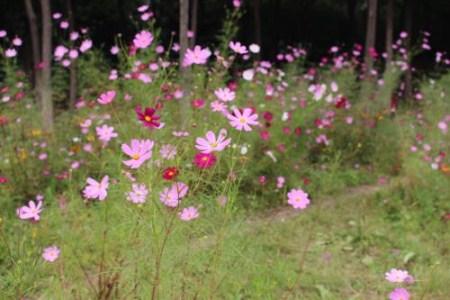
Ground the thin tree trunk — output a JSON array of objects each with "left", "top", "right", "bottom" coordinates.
[
  {"left": 40, "top": 0, "right": 53, "bottom": 132},
  {"left": 364, "top": 0, "right": 378, "bottom": 77},
  {"left": 404, "top": 0, "right": 413, "bottom": 100},
  {"left": 385, "top": 0, "right": 394, "bottom": 65},
  {"left": 253, "top": 0, "right": 262, "bottom": 55},
  {"left": 179, "top": 0, "right": 190, "bottom": 128},
  {"left": 189, "top": 0, "right": 198, "bottom": 47},
  {"left": 24, "top": 0, "right": 42, "bottom": 106},
  {"left": 67, "top": 0, "right": 77, "bottom": 109}
]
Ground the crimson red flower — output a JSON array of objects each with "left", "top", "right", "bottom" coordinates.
[
  {"left": 162, "top": 167, "right": 179, "bottom": 180},
  {"left": 294, "top": 127, "right": 302, "bottom": 136},
  {"left": 263, "top": 111, "right": 273, "bottom": 122},
  {"left": 0, "top": 176, "right": 8, "bottom": 184},
  {"left": 136, "top": 106, "right": 161, "bottom": 128},
  {"left": 194, "top": 152, "right": 217, "bottom": 169},
  {"left": 191, "top": 98, "right": 205, "bottom": 109}
]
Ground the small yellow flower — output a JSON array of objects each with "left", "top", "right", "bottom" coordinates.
[
  {"left": 18, "top": 149, "right": 28, "bottom": 161},
  {"left": 87, "top": 134, "right": 95, "bottom": 142},
  {"left": 31, "top": 128, "right": 42, "bottom": 137}
]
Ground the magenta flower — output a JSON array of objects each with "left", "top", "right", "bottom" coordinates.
[
  {"left": 214, "top": 87, "right": 235, "bottom": 102},
  {"left": 389, "top": 288, "right": 410, "bottom": 300},
  {"left": 17, "top": 200, "right": 43, "bottom": 221},
  {"left": 195, "top": 129, "right": 231, "bottom": 153},
  {"left": 42, "top": 246, "right": 60, "bottom": 262},
  {"left": 96, "top": 125, "right": 118, "bottom": 144},
  {"left": 83, "top": 175, "right": 109, "bottom": 201},
  {"left": 287, "top": 188, "right": 310, "bottom": 210},
  {"left": 182, "top": 45, "right": 211, "bottom": 67},
  {"left": 127, "top": 183, "right": 149, "bottom": 204},
  {"left": 121, "top": 139, "right": 154, "bottom": 169},
  {"left": 133, "top": 30, "right": 153, "bottom": 49},
  {"left": 194, "top": 152, "right": 217, "bottom": 169},
  {"left": 227, "top": 108, "right": 259, "bottom": 131},
  {"left": 229, "top": 41, "right": 248, "bottom": 55},
  {"left": 135, "top": 106, "right": 161, "bottom": 128},
  {"left": 385, "top": 269, "right": 411, "bottom": 283},
  {"left": 97, "top": 90, "right": 116, "bottom": 105},
  {"left": 179, "top": 207, "right": 199, "bottom": 221}
]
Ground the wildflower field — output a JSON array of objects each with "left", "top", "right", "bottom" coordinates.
[{"left": 1, "top": 1, "right": 450, "bottom": 299}]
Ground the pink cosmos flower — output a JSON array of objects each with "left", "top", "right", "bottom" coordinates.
[
  {"left": 110, "top": 45, "right": 119, "bottom": 55},
  {"left": 96, "top": 125, "right": 118, "bottom": 144},
  {"left": 83, "top": 175, "right": 109, "bottom": 201},
  {"left": 127, "top": 183, "right": 149, "bottom": 204},
  {"left": 5, "top": 48, "right": 17, "bottom": 58},
  {"left": 227, "top": 108, "right": 259, "bottom": 131},
  {"left": 389, "top": 288, "right": 410, "bottom": 300},
  {"left": 195, "top": 129, "right": 231, "bottom": 153},
  {"left": 210, "top": 100, "right": 227, "bottom": 113},
  {"left": 160, "top": 144, "right": 177, "bottom": 160},
  {"left": 42, "top": 246, "right": 60, "bottom": 262},
  {"left": 121, "top": 139, "right": 154, "bottom": 169},
  {"left": 276, "top": 176, "right": 285, "bottom": 189},
  {"left": 79, "top": 39, "right": 92, "bottom": 52},
  {"left": 287, "top": 188, "right": 310, "bottom": 210},
  {"left": 194, "top": 152, "right": 217, "bottom": 169},
  {"left": 12, "top": 37, "right": 22, "bottom": 46},
  {"left": 133, "top": 30, "right": 153, "bottom": 49},
  {"left": 229, "top": 41, "right": 248, "bottom": 55},
  {"left": 316, "top": 134, "right": 330, "bottom": 145},
  {"left": 179, "top": 207, "right": 199, "bottom": 221},
  {"left": 159, "top": 182, "right": 189, "bottom": 207},
  {"left": 182, "top": 46, "right": 211, "bottom": 67},
  {"left": 233, "top": 0, "right": 242, "bottom": 8},
  {"left": 214, "top": 87, "right": 235, "bottom": 102},
  {"left": 17, "top": 200, "right": 43, "bottom": 221},
  {"left": 97, "top": 90, "right": 116, "bottom": 105},
  {"left": 385, "top": 269, "right": 410, "bottom": 283}
]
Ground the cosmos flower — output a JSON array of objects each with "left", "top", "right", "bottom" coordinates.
[
  {"left": 159, "top": 182, "right": 189, "bottom": 207},
  {"left": 83, "top": 175, "right": 109, "bottom": 201},
  {"left": 385, "top": 269, "right": 411, "bottom": 283},
  {"left": 160, "top": 144, "right": 177, "bottom": 160},
  {"left": 126, "top": 183, "right": 149, "bottom": 204},
  {"left": 162, "top": 167, "right": 179, "bottom": 180},
  {"left": 42, "top": 246, "right": 60, "bottom": 262},
  {"left": 133, "top": 30, "right": 153, "bottom": 49},
  {"left": 287, "top": 188, "right": 310, "bottom": 210},
  {"left": 97, "top": 90, "right": 116, "bottom": 105},
  {"left": 79, "top": 39, "right": 92, "bottom": 52},
  {"left": 121, "top": 139, "right": 154, "bottom": 169},
  {"left": 178, "top": 207, "right": 199, "bottom": 221},
  {"left": 182, "top": 46, "right": 211, "bottom": 67},
  {"left": 17, "top": 200, "right": 43, "bottom": 221},
  {"left": 135, "top": 106, "right": 160, "bottom": 128},
  {"left": 229, "top": 41, "right": 248, "bottom": 54},
  {"left": 195, "top": 129, "right": 231, "bottom": 153},
  {"left": 214, "top": 87, "right": 235, "bottom": 102},
  {"left": 389, "top": 288, "right": 410, "bottom": 300},
  {"left": 227, "top": 108, "right": 259, "bottom": 131},
  {"left": 96, "top": 125, "right": 118, "bottom": 144},
  {"left": 194, "top": 152, "right": 217, "bottom": 169}
]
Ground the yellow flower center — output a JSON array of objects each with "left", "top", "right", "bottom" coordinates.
[
  {"left": 132, "top": 154, "right": 141, "bottom": 160},
  {"left": 145, "top": 116, "right": 152, "bottom": 122},
  {"left": 239, "top": 117, "right": 246, "bottom": 124}
]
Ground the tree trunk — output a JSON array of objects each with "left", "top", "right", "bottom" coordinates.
[
  {"left": 253, "top": 0, "right": 262, "bottom": 51},
  {"left": 385, "top": 0, "right": 394, "bottom": 65},
  {"left": 364, "top": 0, "right": 378, "bottom": 77},
  {"left": 404, "top": 0, "right": 413, "bottom": 100},
  {"left": 67, "top": 0, "right": 77, "bottom": 109},
  {"left": 189, "top": 0, "right": 198, "bottom": 47},
  {"left": 40, "top": 0, "right": 54, "bottom": 132},
  {"left": 179, "top": 0, "right": 190, "bottom": 128},
  {"left": 24, "top": 0, "right": 42, "bottom": 106}
]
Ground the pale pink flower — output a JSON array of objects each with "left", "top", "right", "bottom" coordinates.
[
  {"left": 68, "top": 49, "right": 79, "bottom": 59},
  {"left": 137, "top": 4, "right": 149, "bottom": 12},
  {"left": 70, "top": 31, "right": 79, "bottom": 41},
  {"left": 276, "top": 176, "right": 285, "bottom": 189},
  {"left": 79, "top": 39, "right": 92, "bottom": 52},
  {"left": 133, "top": 30, "right": 153, "bottom": 49},
  {"left": 179, "top": 207, "right": 199, "bottom": 221},
  {"left": 5, "top": 48, "right": 17, "bottom": 58},
  {"left": 121, "top": 139, "right": 154, "bottom": 169},
  {"left": 17, "top": 200, "right": 43, "bottom": 221},
  {"left": 54, "top": 45, "right": 68, "bottom": 59},
  {"left": 214, "top": 87, "right": 235, "bottom": 102},
  {"left": 385, "top": 269, "right": 410, "bottom": 283},
  {"left": 97, "top": 90, "right": 116, "bottom": 105},
  {"left": 127, "top": 183, "right": 149, "bottom": 204},
  {"left": 60, "top": 21, "right": 69, "bottom": 29},
  {"left": 160, "top": 144, "right": 177, "bottom": 160},
  {"left": 195, "top": 129, "right": 231, "bottom": 153},
  {"left": 233, "top": 0, "right": 242, "bottom": 8},
  {"left": 438, "top": 121, "right": 448, "bottom": 134},
  {"left": 0, "top": 30, "right": 6, "bottom": 38},
  {"left": 242, "top": 69, "right": 255, "bottom": 81},
  {"left": 316, "top": 134, "right": 330, "bottom": 145},
  {"left": 96, "top": 125, "right": 118, "bottom": 144},
  {"left": 182, "top": 46, "right": 211, "bottom": 67},
  {"left": 229, "top": 41, "right": 248, "bottom": 54},
  {"left": 210, "top": 100, "right": 227, "bottom": 113},
  {"left": 52, "top": 12, "right": 62, "bottom": 19},
  {"left": 249, "top": 44, "right": 260, "bottom": 53},
  {"left": 42, "top": 246, "right": 60, "bottom": 262},
  {"left": 389, "top": 288, "right": 410, "bottom": 300},
  {"left": 287, "top": 188, "right": 310, "bottom": 210},
  {"left": 83, "top": 175, "right": 109, "bottom": 201},
  {"left": 227, "top": 108, "right": 259, "bottom": 131},
  {"left": 12, "top": 37, "right": 22, "bottom": 46},
  {"left": 159, "top": 182, "right": 188, "bottom": 208},
  {"left": 110, "top": 45, "right": 119, "bottom": 55}
]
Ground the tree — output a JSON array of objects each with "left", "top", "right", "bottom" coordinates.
[
  {"left": 385, "top": 0, "right": 394, "bottom": 65},
  {"left": 364, "top": 0, "right": 378, "bottom": 77},
  {"left": 40, "top": 0, "right": 53, "bottom": 132},
  {"left": 24, "top": 0, "right": 42, "bottom": 106},
  {"left": 189, "top": 0, "right": 198, "bottom": 47}
]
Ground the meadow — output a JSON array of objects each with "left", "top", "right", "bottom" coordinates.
[{"left": 1, "top": 3, "right": 450, "bottom": 299}]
